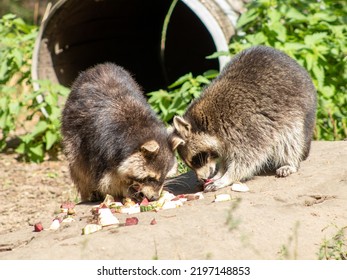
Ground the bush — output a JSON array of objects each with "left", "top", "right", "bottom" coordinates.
[
  {"left": 221, "top": 0, "right": 347, "bottom": 140},
  {"left": 147, "top": 70, "right": 218, "bottom": 122},
  {"left": 151, "top": 0, "right": 347, "bottom": 140},
  {"left": 0, "top": 14, "right": 69, "bottom": 162}
]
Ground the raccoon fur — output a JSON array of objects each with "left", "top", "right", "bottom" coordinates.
[
  {"left": 172, "top": 46, "right": 317, "bottom": 192},
  {"left": 61, "top": 63, "right": 183, "bottom": 201}
]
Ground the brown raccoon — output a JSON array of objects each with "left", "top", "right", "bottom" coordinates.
[
  {"left": 172, "top": 46, "right": 317, "bottom": 192},
  {"left": 61, "top": 63, "right": 183, "bottom": 202}
]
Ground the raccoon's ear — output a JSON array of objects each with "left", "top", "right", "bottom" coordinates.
[
  {"left": 141, "top": 140, "right": 159, "bottom": 157},
  {"left": 170, "top": 135, "right": 185, "bottom": 150},
  {"left": 173, "top": 116, "right": 191, "bottom": 140}
]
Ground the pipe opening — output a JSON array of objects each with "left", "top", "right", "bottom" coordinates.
[{"left": 33, "top": 0, "right": 235, "bottom": 92}]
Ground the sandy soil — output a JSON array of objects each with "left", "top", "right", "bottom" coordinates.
[{"left": 0, "top": 141, "right": 346, "bottom": 260}]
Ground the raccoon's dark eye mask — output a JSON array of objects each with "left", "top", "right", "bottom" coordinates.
[
  {"left": 191, "top": 152, "right": 209, "bottom": 168},
  {"left": 128, "top": 176, "right": 159, "bottom": 185},
  {"left": 191, "top": 151, "right": 219, "bottom": 169}
]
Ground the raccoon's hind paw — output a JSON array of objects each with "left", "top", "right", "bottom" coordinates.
[{"left": 276, "top": 165, "right": 297, "bottom": 177}]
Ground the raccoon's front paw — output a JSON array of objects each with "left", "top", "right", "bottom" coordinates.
[
  {"left": 203, "top": 179, "right": 228, "bottom": 192},
  {"left": 276, "top": 165, "right": 297, "bottom": 177}
]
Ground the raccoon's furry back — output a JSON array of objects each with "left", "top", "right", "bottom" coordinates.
[
  {"left": 186, "top": 46, "right": 316, "bottom": 158},
  {"left": 61, "top": 63, "right": 176, "bottom": 200},
  {"left": 62, "top": 63, "right": 168, "bottom": 166},
  {"left": 176, "top": 46, "right": 317, "bottom": 186}
]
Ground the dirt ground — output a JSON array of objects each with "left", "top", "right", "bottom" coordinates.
[{"left": 0, "top": 141, "right": 346, "bottom": 260}]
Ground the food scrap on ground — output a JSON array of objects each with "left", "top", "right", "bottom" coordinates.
[
  {"left": 81, "top": 190, "right": 205, "bottom": 234},
  {"left": 98, "top": 208, "right": 119, "bottom": 227},
  {"left": 34, "top": 222, "right": 43, "bottom": 232},
  {"left": 125, "top": 217, "right": 139, "bottom": 226},
  {"left": 37, "top": 190, "right": 207, "bottom": 235},
  {"left": 82, "top": 224, "right": 102, "bottom": 235},
  {"left": 214, "top": 193, "right": 232, "bottom": 202},
  {"left": 231, "top": 182, "right": 250, "bottom": 192},
  {"left": 49, "top": 218, "right": 61, "bottom": 230}
]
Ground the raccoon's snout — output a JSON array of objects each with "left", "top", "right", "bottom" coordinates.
[
  {"left": 128, "top": 186, "right": 144, "bottom": 201},
  {"left": 197, "top": 166, "right": 218, "bottom": 182},
  {"left": 128, "top": 185, "right": 160, "bottom": 202}
]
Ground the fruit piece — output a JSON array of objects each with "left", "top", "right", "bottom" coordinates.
[
  {"left": 214, "top": 194, "right": 232, "bottom": 202},
  {"left": 172, "top": 194, "right": 185, "bottom": 201},
  {"left": 67, "top": 208, "right": 76, "bottom": 215},
  {"left": 161, "top": 200, "right": 183, "bottom": 209},
  {"left": 231, "top": 182, "right": 249, "bottom": 192},
  {"left": 102, "top": 194, "right": 115, "bottom": 206},
  {"left": 140, "top": 197, "right": 149, "bottom": 206},
  {"left": 185, "top": 192, "right": 204, "bottom": 201},
  {"left": 60, "top": 201, "right": 75, "bottom": 213},
  {"left": 61, "top": 201, "right": 75, "bottom": 209},
  {"left": 140, "top": 204, "right": 155, "bottom": 212},
  {"left": 125, "top": 217, "right": 139, "bottom": 226},
  {"left": 119, "top": 204, "right": 141, "bottom": 214},
  {"left": 62, "top": 217, "right": 75, "bottom": 223},
  {"left": 109, "top": 202, "right": 124, "bottom": 208},
  {"left": 82, "top": 224, "right": 102, "bottom": 235},
  {"left": 98, "top": 208, "right": 119, "bottom": 226},
  {"left": 49, "top": 218, "right": 61, "bottom": 230},
  {"left": 34, "top": 222, "right": 43, "bottom": 232},
  {"left": 123, "top": 197, "right": 136, "bottom": 207},
  {"left": 203, "top": 179, "right": 214, "bottom": 188},
  {"left": 150, "top": 218, "right": 157, "bottom": 225}
]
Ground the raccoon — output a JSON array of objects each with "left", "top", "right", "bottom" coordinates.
[
  {"left": 61, "top": 63, "right": 183, "bottom": 202},
  {"left": 172, "top": 46, "right": 317, "bottom": 192}
]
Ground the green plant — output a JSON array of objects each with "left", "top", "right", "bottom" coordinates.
[
  {"left": 318, "top": 225, "right": 347, "bottom": 260},
  {"left": 0, "top": 13, "right": 38, "bottom": 150},
  {"left": 218, "top": 0, "right": 347, "bottom": 140},
  {"left": 0, "top": 85, "right": 21, "bottom": 150},
  {"left": 15, "top": 80, "right": 69, "bottom": 162},
  {"left": 147, "top": 70, "right": 218, "bottom": 123},
  {"left": 225, "top": 197, "right": 242, "bottom": 231},
  {"left": 0, "top": 14, "right": 69, "bottom": 162},
  {"left": 0, "top": 13, "right": 37, "bottom": 84},
  {"left": 277, "top": 221, "right": 300, "bottom": 260}
]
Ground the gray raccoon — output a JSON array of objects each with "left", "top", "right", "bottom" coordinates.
[
  {"left": 172, "top": 46, "right": 317, "bottom": 192},
  {"left": 61, "top": 63, "right": 183, "bottom": 201}
]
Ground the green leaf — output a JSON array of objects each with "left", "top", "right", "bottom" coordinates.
[
  {"left": 283, "top": 43, "right": 307, "bottom": 51},
  {"left": 268, "top": 9, "right": 281, "bottom": 23},
  {"left": 11, "top": 48, "right": 23, "bottom": 67},
  {"left": 195, "top": 75, "right": 210, "bottom": 85},
  {"left": 236, "top": 9, "right": 259, "bottom": 29},
  {"left": 31, "top": 121, "right": 48, "bottom": 138},
  {"left": 203, "top": 70, "right": 219, "bottom": 79},
  {"left": 15, "top": 142, "right": 26, "bottom": 154},
  {"left": 9, "top": 101, "right": 20, "bottom": 115},
  {"left": 321, "top": 85, "right": 335, "bottom": 98},
  {"left": 29, "top": 143, "right": 44, "bottom": 158},
  {"left": 304, "top": 33, "right": 327, "bottom": 47},
  {"left": 285, "top": 8, "right": 307, "bottom": 21},
  {"left": 0, "top": 62, "right": 8, "bottom": 81},
  {"left": 45, "top": 130, "right": 58, "bottom": 150},
  {"left": 245, "top": 32, "right": 267, "bottom": 45},
  {"left": 305, "top": 53, "right": 315, "bottom": 71},
  {"left": 0, "top": 112, "right": 8, "bottom": 129},
  {"left": 168, "top": 73, "right": 193, "bottom": 89},
  {"left": 206, "top": 51, "right": 230, "bottom": 59},
  {"left": 312, "top": 64, "right": 325, "bottom": 89},
  {"left": 272, "top": 23, "right": 287, "bottom": 42}
]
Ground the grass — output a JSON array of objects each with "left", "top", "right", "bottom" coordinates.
[
  {"left": 318, "top": 225, "right": 347, "bottom": 260},
  {"left": 278, "top": 221, "right": 300, "bottom": 260}
]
